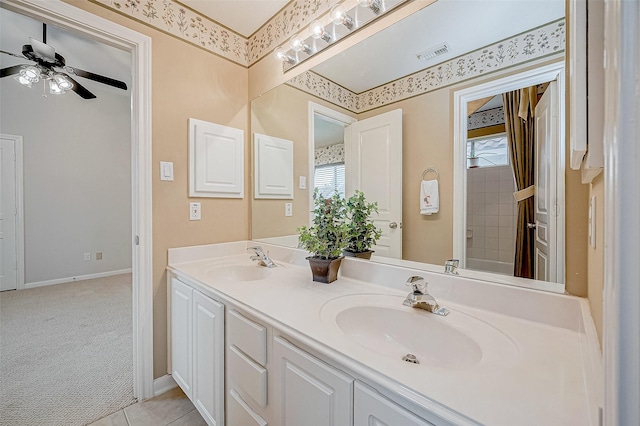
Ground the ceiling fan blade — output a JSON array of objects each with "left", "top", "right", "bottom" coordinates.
[
  {"left": 1, "top": 65, "right": 27, "bottom": 78},
  {"left": 67, "top": 66, "right": 127, "bottom": 90},
  {"left": 0, "top": 50, "right": 26, "bottom": 59},
  {"left": 61, "top": 73, "right": 96, "bottom": 99}
]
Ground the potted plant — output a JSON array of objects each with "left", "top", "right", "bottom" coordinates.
[
  {"left": 297, "top": 189, "right": 349, "bottom": 283},
  {"left": 343, "top": 190, "right": 382, "bottom": 259}
]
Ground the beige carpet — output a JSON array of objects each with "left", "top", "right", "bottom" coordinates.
[{"left": 0, "top": 274, "right": 136, "bottom": 425}]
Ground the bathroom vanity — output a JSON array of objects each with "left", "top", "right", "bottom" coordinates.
[{"left": 167, "top": 241, "right": 602, "bottom": 426}]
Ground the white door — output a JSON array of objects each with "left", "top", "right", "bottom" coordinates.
[
  {"left": 345, "top": 109, "right": 403, "bottom": 258},
  {"left": 0, "top": 135, "right": 18, "bottom": 291},
  {"left": 273, "top": 336, "right": 353, "bottom": 426},
  {"left": 171, "top": 277, "right": 193, "bottom": 398},
  {"left": 192, "top": 289, "right": 224, "bottom": 426},
  {"left": 533, "top": 82, "right": 559, "bottom": 282}
]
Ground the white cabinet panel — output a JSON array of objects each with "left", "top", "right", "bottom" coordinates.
[
  {"left": 189, "top": 118, "right": 244, "bottom": 198},
  {"left": 192, "top": 290, "right": 224, "bottom": 426},
  {"left": 171, "top": 278, "right": 192, "bottom": 398},
  {"left": 254, "top": 133, "right": 294, "bottom": 199},
  {"left": 228, "top": 389, "right": 268, "bottom": 426},
  {"left": 273, "top": 336, "right": 353, "bottom": 426},
  {"left": 354, "top": 382, "right": 434, "bottom": 426}
]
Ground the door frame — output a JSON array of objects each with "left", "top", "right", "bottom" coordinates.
[
  {"left": 1, "top": 0, "right": 154, "bottom": 400},
  {"left": 0, "top": 134, "right": 24, "bottom": 291},
  {"left": 452, "top": 61, "right": 565, "bottom": 294},
  {"left": 307, "top": 102, "right": 356, "bottom": 226}
]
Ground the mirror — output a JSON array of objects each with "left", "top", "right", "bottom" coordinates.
[{"left": 251, "top": 0, "right": 571, "bottom": 291}]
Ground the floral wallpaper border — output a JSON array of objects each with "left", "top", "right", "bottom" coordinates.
[
  {"left": 315, "top": 143, "right": 345, "bottom": 166},
  {"left": 93, "top": 0, "right": 249, "bottom": 65},
  {"left": 468, "top": 107, "right": 505, "bottom": 130},
  {"left": 91, "top": 0, "right": 340, "bottom": 66},
  {"left": 287, "top": 19, "right": 565, "bottom": 113}
]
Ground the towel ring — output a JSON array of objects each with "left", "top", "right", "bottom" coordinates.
[{"left": 421, "top": 167, "right": 440, "bottom": 181}]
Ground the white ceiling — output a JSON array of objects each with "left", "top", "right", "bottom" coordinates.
[
  {"left": 314, "top": 115, "right": 345, "bottom": 148},
  {"left": 0, "top": 8, "right": 132, "bottom": 97},
  {"left": 312, "top": 0, "right": 565, "bottom": 93},
  {"left": 180, "top": 0, "right": 289, "bottom": 37}
]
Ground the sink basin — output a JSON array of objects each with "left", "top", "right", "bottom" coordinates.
[
  {"left": 207, "top": 264, "right": 272, "bottom": 281},
  {"left": 320, "top": 294, "right": 518, "bottom": 370}
]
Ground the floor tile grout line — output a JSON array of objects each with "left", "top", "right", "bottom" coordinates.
[
  {"left": 123, "top": 407, "right": 132, "bottom": 426},
  {"left": 165, "top": 407, "right": 197, "bottom": 426}
]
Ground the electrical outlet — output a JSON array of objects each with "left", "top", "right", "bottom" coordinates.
[
  {"left": 96, "top": 252, "right": 103, "bottom": 260},
  {"left": 190, "top": 202, "right": 201, "bottom": 220},
  {"left": 285, "top": 203, "right": 293, "bottom": 217},
  {"left": 84, "top": 252, "right": 91, "bottom": 261}
]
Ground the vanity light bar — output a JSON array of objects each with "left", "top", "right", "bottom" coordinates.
[{"left": 275, "top": 0, "right": 408, "bottom": 71}]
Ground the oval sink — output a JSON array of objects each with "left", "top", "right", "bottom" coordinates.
[
  {"left": 207, "top": 264, "right": 272, "bottom": 281},
  {"left": 320, "top": 294, "right": 518, "bottom": 370}
]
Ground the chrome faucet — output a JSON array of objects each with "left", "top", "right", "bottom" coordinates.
[
  {"left": 444, "top": 259, "right": 459, "bottom": 275},
  {"left": 247, "top": 246, "right": 277, "bottom": 268},
  {"left": 403, "top": 276, "right": 449, "bottom": 316}
]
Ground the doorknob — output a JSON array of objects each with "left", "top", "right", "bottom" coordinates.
[
  {"left": 389, "top": 222, "right": 398, "bottom": 229},
  {"left": 527, "top": 222, "right": 537, "bottom": 229}
]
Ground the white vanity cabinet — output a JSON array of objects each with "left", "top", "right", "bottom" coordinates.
[
  {"left": 272, "top": 335, "right": 354, "bottom": 426},
  {"left": 354, "top": 381, "right": 434, "bottom": 426},
  {"left": 170, "top": 277, "right": 224, "bottom": 426}
]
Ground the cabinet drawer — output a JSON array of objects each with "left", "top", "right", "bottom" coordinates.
[
  {"left": 229, "top": 345, "right": 268, "bottom": 407},
  {"left": 228, "top": 309, "right": 267, "bottom": 365},
  {"left": 229, "top": 389, "right": 267, "bottom": 426}
]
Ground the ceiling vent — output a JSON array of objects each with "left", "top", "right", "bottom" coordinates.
[{"left": 416, "top": 42, "right": 451, "bottom": 62}]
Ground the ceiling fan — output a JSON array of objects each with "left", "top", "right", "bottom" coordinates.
[{"left": 0, "top": 23, "right": 127, "bottom": 99}]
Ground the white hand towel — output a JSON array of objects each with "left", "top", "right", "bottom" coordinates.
[{"left": 420, "top": 179, "right": 439, "bottom": 215}]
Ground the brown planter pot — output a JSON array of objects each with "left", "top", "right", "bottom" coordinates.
[
  {"left": 306, "top": 256, "right": 344, "bottom": 284},
  {"left": 342, "top": 250, "right": 374, "bottom": 260}
]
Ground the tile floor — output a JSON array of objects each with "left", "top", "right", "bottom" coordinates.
[{"left": 89, "top": 387, "right": 206, "bottom": 426}]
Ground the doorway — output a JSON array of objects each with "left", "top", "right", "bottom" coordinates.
[
  {"left": 453, "top": 62, "right": 565, "bottom": 293},
  {"left": 1, "top": 0, "right": 153, "bottom": 400},
  {"left": 0, "top": 134, "right": 24, "bottom": 291}
]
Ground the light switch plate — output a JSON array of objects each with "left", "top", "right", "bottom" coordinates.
[
  {"left": 190, "top": 202, "right": 201, "bottom": 220},
  {"left": 160, "top": 161, "right": 174, "bottom": 181},
  {"left": 299, "top": 176, "right": 306, "bottom": 189}
]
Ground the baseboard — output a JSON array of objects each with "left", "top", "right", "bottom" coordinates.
[
  {"left": 153, "top": 374, "right": 177, "bottom": 396},
  {"left": 24, "top": 269, "right": 133, "bottom": 289}
]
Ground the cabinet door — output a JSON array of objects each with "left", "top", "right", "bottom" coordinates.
[
  {"left": 192, "top": 289, "right": 224, "bottom": 426},
  {"left": 171, "top": 278, "right": 193, "bottom": 398},
  {"left": 273, "top": 336, "right": 353, "bottom": 426},
  {"left": 354, "top": 381, "right": 434, "bottom": 426}
]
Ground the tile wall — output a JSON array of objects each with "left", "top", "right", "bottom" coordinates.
[{"left": 466, "top": 165, "right": 517, "bottom": 265}]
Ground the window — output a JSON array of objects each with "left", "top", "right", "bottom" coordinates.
[
  {"left": 467, "top": 134, "right": 510, "bottom": 168},
  {"left": 314, "top": 163, "right": 345, "bottom": 198}
]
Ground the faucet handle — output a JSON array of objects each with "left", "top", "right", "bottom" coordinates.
[
  {"left": 405, "top": 276, "right": 427, "bottom": 294},
  {"left": 444, "top": 259, "right": 459, "bottom": 275},
  {"left": 247, "top": 246, "right": 264, "bottom": 254}
]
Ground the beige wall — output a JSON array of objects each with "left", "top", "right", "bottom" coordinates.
[
  {"left": 251, "top": 85, "right": 355, "bottom": 238},
  {"left": 65, "top": 1, "right": 250, "bottom": 379}
]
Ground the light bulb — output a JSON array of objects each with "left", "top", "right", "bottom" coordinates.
[
  {"left": 274, "top": 46, "right": 296, "bottom": 65},
  {"left": 49, "top": 80, "right": 64, "bottom": 95},
  {"left": 290, "top": 34, "right": 311, "bottom": 54},
  {"left": 358, "top": 0, "right": 382, "bottom": 14},
  {"left": 310, "top": 20, "right": 331, "bottom": 42},
  {"left": 330, "top": 4, "right": 354, "bottom": 29}
]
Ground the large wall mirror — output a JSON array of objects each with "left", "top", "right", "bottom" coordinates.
[{"left": 251, "top": 0, "right": 574, "bottom": 293}]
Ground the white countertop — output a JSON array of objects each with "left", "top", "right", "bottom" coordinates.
[{"left": 167, "top": 241, "right": 602, "bottom": 426}]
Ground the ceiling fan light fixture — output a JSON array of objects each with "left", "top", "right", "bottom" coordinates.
[
  {"left": 14, "top": 75, "right": 32, "bottom": 88},
  {"left": 48, "top": 79, "right": 64, "bottom": 95},
  {"left": 20, "top": 66, "right": 41, "bottom": 83},
  {"left": 53, "top": 74, "right": 73, "bottom": 91}
]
